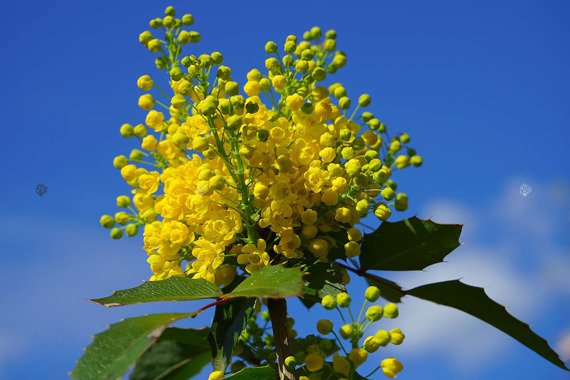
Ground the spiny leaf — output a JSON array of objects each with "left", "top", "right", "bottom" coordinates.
[
  {"left": 300, "top": 262, "right": 346, "bottom": 308},
  {"left": 91, "top": 277, "right": 222, "bottom": 307},
  {"left": 407, "top": 280, "right": 569, "bottom": 370},
  {"left": 360, "top": 216, "right": 462, "bottom": 271},
  {"left": 226, "top": 265, "right": 304, "bottom": 299},
  {"left": 130, "top": 327, "right": 211, "bottom": 380},
  {"left": 72, "top": 313, "right": 195, "bottom": 380},
  {"left": 208, "top": 298, "right": 256, "bottom": 372},
  {"left": 223, "top": 365, "right": 276, "bottom": 379}
]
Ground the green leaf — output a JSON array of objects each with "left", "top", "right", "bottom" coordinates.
[
  {"left": 208, "top": 298, "right": 256, "bottom": 372},
  {"left": 360, "top": 217, "right": 462, "bottom": 271},
  {"left": 364, "top": 272, "right": 406, "bottom": 303},
  {"left": 226, "top": 265, "right": 304, "bottom": 299},
  {"left": 300, "top": 262, "right": 346, "bottom": 308},
  {"left": 92, "top": 277, "right": 222, "bottom": 307},
  {"left": 130, "top": 328, "right": 211, "bottom": 380},
  {"left": 407, "top": 280, "right": 569, "bottom": 370},
  {"left": 72, "top": 313, "right": 194, "bottom": 380},
  {"left": 223, "top": 365, "right": 276, "bottom": 379}
]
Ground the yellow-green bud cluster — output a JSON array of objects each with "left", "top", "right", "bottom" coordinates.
[{"left": 313, "top": 286, "right": 405, "bottom": 377}]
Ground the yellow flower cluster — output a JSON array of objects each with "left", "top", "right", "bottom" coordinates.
[{"left": 101, "top": 6, "right": 421, "bottom": 283}]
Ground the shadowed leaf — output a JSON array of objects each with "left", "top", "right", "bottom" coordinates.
[
  {"left": 130, "top": 327, "right": 211, "bottom": 380},
  {"left": 407, "top": 280, "right": 569, "bottom": 370},
  {"left": 208, "top": 298, "right": 256, "bottom": 372},
  {"left": 72, "top": 313, "right": 194, "bottom": 380},
  {"left": 360, "top": 217, "right": 462, "bottom": 271}
]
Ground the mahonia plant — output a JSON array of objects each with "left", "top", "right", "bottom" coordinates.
[{"left": 75, "top": 5, "right": 568, "bottom": 380}]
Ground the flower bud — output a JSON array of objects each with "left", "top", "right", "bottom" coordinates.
[
  {"left": 116, "top": 195, "right": 131, "bottom": 208},
  {"left": 348, "top": 348, "right": 368, "bottom": 367},
  {"left": 339, "top": 324, "right": 353, "bottom": 339},
  {"left": 364, "top": 286, "right": 381, "bottom": 302},
  {"left": 374, "top": 329, "right": 391, "bottom": 346},
  {"left": 381, "top": 186, "right": 395, "bottom": 201},
  {"left": 383, "top": 303, "right": 399, "bottom": 318},
  {"left": 209, "top": 175, "right": 225, "bottom": 191},
  {"left": 312, "top": 67, "right": 326, "bottom": 82},
  {"left": 246, "top": 69, "right": 262, "bottom": 82},
  {"left": 129, "top": 149, "right": 143, "bottom": 162},
  {"left": 163, "top": 15, "right": 175, "bottom": 28},
  {"left": 284, "top": 355, "right": 297, "bottom": 369},
  {"left": 138, "top": 94, "right": 154, "bottom": 110},
  {"left": 136, "top": 75, "right": 153, "bottom": 91},
  {"left": 358, "top": 94, "right": 372, "bottom": 107},
  {"left": 390, "top": 328, "right": 405, "bottom": 345},
  {"left": 142, "top": 209, "right": 157, "bottom": 223},
  {"left": 265, "top": 41, "right": 278, "bottom": 54},
  {"left": 155, "top": 57, "right": 168, "bottom": 69},
  {"left": 171, "top": 94, "right": 186, "bottom": 109},
  {"left": 363, "top": 336, "right": 380, "bottom": 353},
  {"left": 310, "top": 26, "right": 322, "bottom": 39},
  {"left": 115, "top": 212, "right": 129, "bottom": 225},
  {"left": 324, "top": 38, "right": 336, "bottom": 51},
  {"left": 317, "top": 319, "right": 333, "bottom": 334},
  {"left": 120, "top": 123, "right": 134, "bottom": 138},
  {"left": 305, "top": 353, "right": 324, "bottom": 372},
  {"left": 295, "top": 59, "right": 309, "bottom": 73},
  {"left": 211, "top": 51, "right": 223, "bottom": 64},
  {"left": 332, "top": 353, "right": 350, "bottom": 377},
  {"left": 182, "top": 14, "right": 194, "bottom": 26},
  {"left": 113, "top": 155, "right": 128, "bottom": 169},
  {"left": 395, "top": 155, "right": 410, "bottom": 169},
  {"left": 374, "top": 203, "right": 391, "bottom": 221},
  {"left": 395, "top": 193, "right": 408, "bottom": 211},
  {"left": 100, "top": 215, "right": 115, "bottom": 228},
  {"left": 410, "top": 155, "right": 423, "bottom": 167},
  {"left": 381, "top": 358, "right": 404, "bottom": 379},
  {"left": 284, "top": 40, "right": 296, "bottom": 53},
  {"left": 139, "top": 31, "right": 153, "bottom": 45},
  {"left": 333, "top": 52, "right": 347, "bottom": 68},
  {"left": 189, "top": 31, "right": 201, "bottom": 43},
  {"left": 164, "top": 6, "right": 175, "bottom": 16},
  {"left": 259, "top": 77, "right": 270, "bottom": 92},
  {"left": 133, "top": 124, "right": 147, "bottom": 137},
  {"left": 336, "top": 292, "right": 351, "bottom": 307},
  {"left": 208, "top": 371, "right": 224, "bottom": 380},
  {"left": 244, "top": 81, "right": 260, "bottom": 97},
  {"left": 147, "top": 38, "right": 162, "bottom": 52},
  {"left": 125, "top": 224, "right": 138, "bottom": 237},
  {"left": 365, "top": 305, "right": 383, "bottom": 322},
  {"left": 110, "top": 228, "right": 123, "bottom": 239},
  {"left": 149, "top": 18, "right": 162, "bottom": 29},
  {"left": 344, "top": 241, "right": 360, "bottom": 257},
  {"left": 225, "top": 115, "right": 243, "bottom": 130},
  {"left": 321, "top": 295, "right": 337, "bottom": 310},
  {"left": 338, "top": 96, "right": 351, "bottom": 109}
]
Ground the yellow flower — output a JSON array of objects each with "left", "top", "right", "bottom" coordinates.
[
  {"left": 237, "top": 239, "right": 270, "bottom": 273},
  {"left": 381, "top": 358, "right": 404, "bottom": 378}
]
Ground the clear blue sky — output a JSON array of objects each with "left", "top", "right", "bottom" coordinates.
[{"left": 1, "top": 1, "right": 569, "bottom": 379}]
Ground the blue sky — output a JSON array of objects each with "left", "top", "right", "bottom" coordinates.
[{"left": 1, "top": 0, "right": 569, "bottom": 379}]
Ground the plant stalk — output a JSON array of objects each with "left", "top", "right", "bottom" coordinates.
[{"left": 267, "top": 298, "right": 295, "bottom": 380}]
